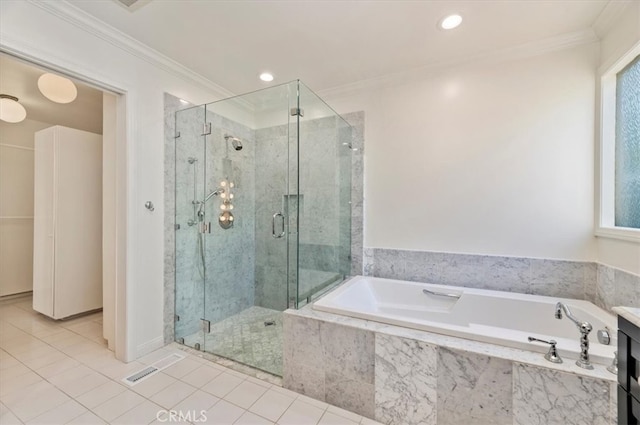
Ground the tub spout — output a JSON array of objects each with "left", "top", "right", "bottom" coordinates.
[{"left": 554, "top": 302, "right": 593, "bottom": 370}]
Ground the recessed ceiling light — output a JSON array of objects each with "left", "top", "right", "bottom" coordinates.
[
  {"left": 38, "top": 73, "right": 78, "bottom": 104},
  {"left": 259, "top": 72, "right": 274, "bottom": 82},
  {"left": 439, "top": 14, "right": 463, "bottom": 30},
  {"left": 0, "top": 94, "right": 27, "bottom": 123}
]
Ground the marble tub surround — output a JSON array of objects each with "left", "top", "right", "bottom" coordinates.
[
  {"left": 283, "top": 304, "right": 617, "bottom": 425},
  {"left": 364, "top": 247, "right": 600, "bottom": 302},
  {"left": 596, "top": 264, "right": 640, "bottom": 311},
  {"left": 375, "top": 334, "right": 437, "bottom": 425},
  {"left": 512, "top": 363, "right": 614, "bottom": 425},
  {"left": 437, "top": 347, "right": 512, "bottom": 425}
]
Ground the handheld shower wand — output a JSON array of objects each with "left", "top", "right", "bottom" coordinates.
[{"left": 197, "top": 188, "right": 225, "bottom": 220}]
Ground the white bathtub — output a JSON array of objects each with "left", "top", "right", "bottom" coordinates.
[{"left": 313, "top": 276, "right": 617, "bottom": 365}]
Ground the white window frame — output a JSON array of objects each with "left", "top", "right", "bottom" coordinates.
[{"left": 596, "top": 40, "right": 640, "bottom": 243}]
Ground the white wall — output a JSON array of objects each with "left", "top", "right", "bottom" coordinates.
[
  {"left": 327, "top": 44, "right": 599, "bottom": 261},
  {"left": 595, "top": 1, "right": 640, "bottom": 275},
  {"left": 103, "top": 93, "right": 117, "bottom": 350},
  {"left": 0, "top": 119, "right": 52, "bottom": 296},
  {"left": 0, "top": 1, "right": 227, "bottom": 359}
]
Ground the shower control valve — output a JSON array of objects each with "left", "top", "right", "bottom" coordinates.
[{"left": 199, "top": 222, "right": 211, "bottom": 234}]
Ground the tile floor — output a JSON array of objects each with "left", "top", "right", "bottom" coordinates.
[{"left": 0, "top": 295, "right": 383, "bottom": 425}]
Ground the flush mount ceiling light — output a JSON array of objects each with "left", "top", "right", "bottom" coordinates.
[
  {"left": 0, "top": 94, "right": 27, "bottom": 123},
  {"left": 37, "top": 73, "right": 78, "bottom": 104},
  {"left": 439, "top": 14, "right": 463, "bottom": 30},
  {"left": 259, "top": 72, "right": 274, "bottom": 82}
]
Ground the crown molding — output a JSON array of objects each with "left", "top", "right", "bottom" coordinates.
[
  {"left": 318, "top": 28, "right": 599, "bottom": 100},
  {"left": 592, "top": 0, "right": 634, "bottom": 39},
  {"left": 26, "top": 0, "right": 236, "bottom": 101}
]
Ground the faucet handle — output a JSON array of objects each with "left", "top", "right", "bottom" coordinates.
[{"left": 528, "top": 337, "right": 563, "bottom": 364}]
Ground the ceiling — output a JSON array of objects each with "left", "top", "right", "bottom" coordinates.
[
  {"left": 67, "top": 0, "right": 609, "bottom": 96},
  {"left": 0, "top": 54, "right": 103, "bottom": 133}
]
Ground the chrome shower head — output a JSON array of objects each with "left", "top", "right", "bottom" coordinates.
[
  {"left": 188, "top": 157, "right": 197, "bottom": 164},
  {"left": 224, "top": 134, "right": 243, "bottom": 151}
]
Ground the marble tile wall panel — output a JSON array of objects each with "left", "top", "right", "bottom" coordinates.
[
  {"left": 368, "top": 248, "right": 598, "bottom": 301},
  {"left": 437, "top": 348, "right": 512, "bottom": 425},
  {"left": 583, "top": 262, "right": 597, "bottom": 304},
  {"left": 282, "top": 314, "right": 325, "bottom": 401},
  {"left": 299, "top": 244, "right": 338, "bottom": 272},
  {"left": 253, "top": 131, "right": 289, "bottom": 309},
  {"left": 363, "top": 248, "right": 374, "bottom": 276},
  {"left": 612, "top": 267, "right": 640, "bottom": 308},
  {"left": 512, "top": 363, "right": 612, "bottom": 425},
  {"left": 596, "top": 264, "right": 616, "bottom": 310},
  {"left": 596, "top": 263, "right": 640, "bottom": 311},
  {"left": 321, "top": 322, "right": 375, "bottom": 384},
  {"left": 375, "top": 334, "right": 437, "bottom": 425},
  {"left": 282, "top": 313, "right": 376, "bottom": 418},
  {"left": 320, "top": 321, "right": 375, "bottom": 418}
]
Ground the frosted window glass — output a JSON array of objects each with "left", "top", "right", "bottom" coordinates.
[{"left": 615, "top": 54, "right": 640, "bottom": 229}]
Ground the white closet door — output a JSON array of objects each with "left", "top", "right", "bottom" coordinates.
[
  {"left": 32, "top": 128, "right": 56, "bottom": 316},
  {"left": 53, "top": 126, "right": 103, "bottom": 318}
]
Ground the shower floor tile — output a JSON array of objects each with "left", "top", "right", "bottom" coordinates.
[{"left": 183, "top": 306, "right": 283, "bottom": 377}]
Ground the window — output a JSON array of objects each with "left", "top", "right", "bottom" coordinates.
[
  {"left": 598, "top": 42, "right": 640, "bottom": 241},
  {"left": 614, "top": 55, "right": 640, "bottom": 229}
]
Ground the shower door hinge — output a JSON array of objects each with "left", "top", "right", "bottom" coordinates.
[
  {"left": 202, "top": 122, "right": 212, "bottom": 136},
  {"left": 200, "top": 319, "right": 211, "bottom": 334},
  {"left": 174, "top": 314, "right": 180, "bottom": 321},
  {"left": 290, "top": 108, "right": 304, "bottom": 117}
]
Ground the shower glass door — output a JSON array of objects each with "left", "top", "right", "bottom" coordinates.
[
  {"left": 200, "top": 83, "right": 297, "bottom": 376},
  {"left": 174, "top": 105, "right": 207, "bottom": 350},
  {"left": 296, "top": 82, "right": 353, "bottom": 306}
]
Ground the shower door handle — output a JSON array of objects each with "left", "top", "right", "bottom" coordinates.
[{"left": 272, "top": 212, "right": 285, "bottom": 238}]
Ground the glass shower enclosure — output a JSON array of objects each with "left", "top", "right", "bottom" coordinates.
[{"left": 174, "top": 81, "right": 352, "bottom": 376}]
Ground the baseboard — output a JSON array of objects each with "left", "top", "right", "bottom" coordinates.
[
  {"left": 136, "top": 335, "right": 165, "bottom": 359},
  {"left": 0, "top": 290, "right": 33, "bottom": 304}
]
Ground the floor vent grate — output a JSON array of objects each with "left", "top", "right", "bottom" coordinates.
[
  {"left": 124, "top": 366, "right": 157, "bottom": 384},
  {"left": 122, "top": 353, "right": 185, "bottom": 386}
]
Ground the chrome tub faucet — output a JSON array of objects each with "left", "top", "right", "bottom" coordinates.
[{"left": 555, "top": 302, "right": 594, "bottom": 370}]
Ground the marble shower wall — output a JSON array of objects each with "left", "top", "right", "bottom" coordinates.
[
  {"left": 283, "top": 311, "right": 617, "bottom": 425},
  {"left": 203, "top": 113, "right": 257, "bottom": 324},
  {"left": 363, "top": 248, "right": 598, "bottom": 301},
  {"left": 254, "top": 114, "right": 362, "bottom": 308},
  {"left": 254, "top": 124, "right": 289, "bottom": 310}
]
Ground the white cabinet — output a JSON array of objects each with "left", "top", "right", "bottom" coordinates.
[{"left": 33, "top": 126, "right": 102, "bottom": 319}]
